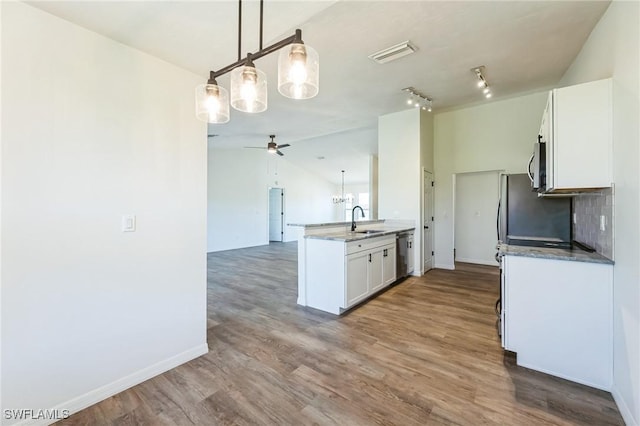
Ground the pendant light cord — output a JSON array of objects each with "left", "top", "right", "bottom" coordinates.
[
  {"left": 237, "top": 0, "right": 242, "bottom": 61},
  {"left": 259, "top": 0, "right": 264, "bottom": 50}
]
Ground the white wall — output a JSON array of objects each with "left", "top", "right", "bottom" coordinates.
[
  {"left": 1, "top": 2, "right": 207, "bottom": 423},
  {"left": 369, "top": 155, "right": 379, "bottom": 219},
  {"left": 207, "top": 148, "right": 338, "bottom": 252},
  {"left": 454, "top": 171, "right": 501, "bottom": 266},
  {"left": 433, "top": 92, "right": 548, "bottom": 269},
  {"left": 378, "top": 108, "right": 433, "bottom": 274},
  {"left": 558, "top": 2, "right": 640, "bottom": 424}
]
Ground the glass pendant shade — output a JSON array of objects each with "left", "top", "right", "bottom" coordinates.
[
  {"left": 195, "top": 83, "right": 230, "bottom": 124},
  {"left": 278, "top": 43, "right": 319, "bottom": 99},
  {"left": 230, "top": 65, "right": 267, "bottom": 113}
]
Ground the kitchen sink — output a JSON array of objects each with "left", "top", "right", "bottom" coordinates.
[{"left": 355, "top": 230, "right": 385, "bottom": 234}]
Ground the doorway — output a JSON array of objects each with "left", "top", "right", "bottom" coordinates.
[
  {"left": 268, "top": 188, "right": 284, "bottom": 242},
  {"left": 454, "top": 171, "right": 500, "bottom": 266},
  {"left": 423, "top": 170, "right": 434, "bottom": 273}
]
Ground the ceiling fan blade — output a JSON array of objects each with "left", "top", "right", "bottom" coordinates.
[
  {"left": 276, "top": 150, "right": 284, "bottom": 156},
  {"left": 277, "top": 144, "right": 291, "bottom": 149},
  {"left": 243, "top": 147, "right": 267, "bottom": 149}
]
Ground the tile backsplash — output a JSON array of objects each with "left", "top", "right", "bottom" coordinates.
[{"left": 572, "top": 188, "right": 613, "bottom": 259}]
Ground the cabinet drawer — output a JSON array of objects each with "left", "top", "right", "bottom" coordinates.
[{"left": 346, "top": 235, "right": 395, "bottom": 255}]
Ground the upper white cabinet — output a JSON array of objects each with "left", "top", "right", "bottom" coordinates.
[{"left": 543, "top": 78, "right": 612, "bottom": 192}]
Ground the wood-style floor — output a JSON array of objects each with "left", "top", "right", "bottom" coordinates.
[{"left": 58, "top": 242, "right": 624, "bottom": 425}]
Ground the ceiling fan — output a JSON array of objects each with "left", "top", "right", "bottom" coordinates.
[{"left": 244, "top": 135, "right": 291, "bottom": 156}]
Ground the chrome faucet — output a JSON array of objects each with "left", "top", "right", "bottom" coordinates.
[{"left": 351, "top": 205, "right": 365, "bottom": 232}]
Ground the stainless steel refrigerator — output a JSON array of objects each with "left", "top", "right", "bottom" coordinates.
[{"left": 497, "top": 173, "right": 571, "bottom": 248}]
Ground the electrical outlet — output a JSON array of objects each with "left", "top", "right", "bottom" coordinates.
[{"left": 600, "top": 215, "right": 606, "bottom": 232}]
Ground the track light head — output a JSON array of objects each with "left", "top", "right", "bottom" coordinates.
[{"left": 402, "top": 87, "right": 433, "bottom": 112}]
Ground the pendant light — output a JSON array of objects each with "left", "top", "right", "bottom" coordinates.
[
  {"left": 195, "top": 79, "right": 230, "bottom": 124},
  {"left": 231, "top": 54, "right": 267, "bottom": 113},
  {"left": 278, "top": 30, "right": 319, "bottom": 100},
  {"left": 195, "top": 0, "right": 319, "bottom": 124}
]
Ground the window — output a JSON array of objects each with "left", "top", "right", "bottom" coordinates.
[{"left": 344, "top": 192, "right": 370, "bottom": 221}]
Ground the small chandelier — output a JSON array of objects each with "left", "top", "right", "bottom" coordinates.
[
  {"left": 332, "top": 170, "right": 354, "bottom": 204},
  {"left": 195, "top": 0, "right": 319, "bottom": 124}
]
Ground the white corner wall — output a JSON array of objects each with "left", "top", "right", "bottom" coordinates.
[
  {"left": 432, "top": 92, "right": 548, "bottom": 269},
  {"left": 378, "top": 108, "right": 432, "bottom": 274},
  {"left": 207, "top": 148, "right": 339, "bottom": 252},
  {"left": 1, "top": 3, "right": 207, "bottom": 424},
  {"left": 558, "top": 1, "right": 640, "bottom": 424}
]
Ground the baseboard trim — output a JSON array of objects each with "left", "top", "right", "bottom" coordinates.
[
  {"left": 435, "top": 263, "right": 455, "bottom": 270},
  {"left": 455, "top": 258, "right": 498, "bottom": 267},
  {"left": 517, "top": 360, "right": 610, "bottom": 392},
  {"left": 13, "top": 343, "right": 209, "bottom": 426},
  {"left": 613, "top": 385, "right": 638, "bottom": 426}
]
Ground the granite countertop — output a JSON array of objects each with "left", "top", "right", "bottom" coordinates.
[
  {"left": 305, "top": 226, "right": 415, "bottom": 242},
  {"left": 498, "top": 243, "right": 614, "bottom": 265},
  {"left": 288, "top": 220, "right": 384, "bottom": 228}
]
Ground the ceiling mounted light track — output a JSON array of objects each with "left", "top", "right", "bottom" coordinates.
[
  {"left": 195, "top": 0, "right": 319, "bottom": 124},
  {"left": 472, "top": 66, "right": 492, "bottom": 99},
  {"left": 402, "top": 87, "right": 433, "bottom": 112}
]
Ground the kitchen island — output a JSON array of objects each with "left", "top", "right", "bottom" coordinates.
[
  {"left": 498, "top": 243, "right": 614, "bottom": 390},
  {"left": 290, "top": 220, "right": 415, "bottom": 315}
]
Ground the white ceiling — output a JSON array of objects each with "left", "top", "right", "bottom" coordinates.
[{"left": 28, "top": 0, "right": 610, "bottom": 184}]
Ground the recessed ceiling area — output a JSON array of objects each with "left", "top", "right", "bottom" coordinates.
[{"left": 28, "top": 0, "right": 610, "bottom": 185}]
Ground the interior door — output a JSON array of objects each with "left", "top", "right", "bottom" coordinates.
[
  {"left": 423, "top": 171, "right": 434, "bottom": 272},
  {"left": 268, "top": 188, "right": 283, "bottom": 242},
  {"left": 454, "top": 171, "right": 500, "bottom": 265}
]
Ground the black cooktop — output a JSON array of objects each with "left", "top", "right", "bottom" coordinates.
[{"left": 506, "top": 238, "right": 572, "bottom": 249}]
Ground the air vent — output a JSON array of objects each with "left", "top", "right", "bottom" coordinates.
[{"left": 368, "top": 41, "right": 417, "bottom": 64}]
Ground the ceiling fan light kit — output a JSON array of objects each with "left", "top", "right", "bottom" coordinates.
[
  {"left": 196, "top": 0, "right": 319, "bottom": 124},
  {"left": 245, "top": 135, "right": 291, "bottom": 156}
]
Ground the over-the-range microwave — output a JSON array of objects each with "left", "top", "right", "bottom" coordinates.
[{"left": 528, "top": 135, "right": 546, "bottom": 192}]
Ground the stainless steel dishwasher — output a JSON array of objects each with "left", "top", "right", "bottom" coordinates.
[{"left": 396, "top": 232, "right": 411, "bottom": 279}]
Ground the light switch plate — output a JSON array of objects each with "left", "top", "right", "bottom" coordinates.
[
  {"left": 573, "top": 213, "right": 577, "bottom": 224},
  {"left": 600, "top": 215, "right": 606, "bottom": 231},
  {"left": 122, "top": 215, "right": 136, "bottom": 232}
]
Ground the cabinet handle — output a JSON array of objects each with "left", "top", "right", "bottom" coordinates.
[{"left": 369, "top": 253, "right": 371, "bottom": 262}]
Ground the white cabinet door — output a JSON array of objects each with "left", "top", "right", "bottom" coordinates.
[
  {"left": 500, "top": 256, "right": 510, "bottom": 350},
  {"left": 406, "top": 235, "right": 415, "bottom": 274},
  {"left": 345, "top": 251, "right": 369, "bottom": 307},
  {"left": 541, "top": 92, "right": 554, "bottom": 191},
  {"left": 505, "top": 255, "right": 613, "bottom": 390},
  {"left": 544, "top": 79, "right": 612, "bottom": 192},
  {"left": 382, "top": 245, "right": 396, "bottom": 287},
  {"left": 368, "top": 249, "right": 385, "bottom": 293}
]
